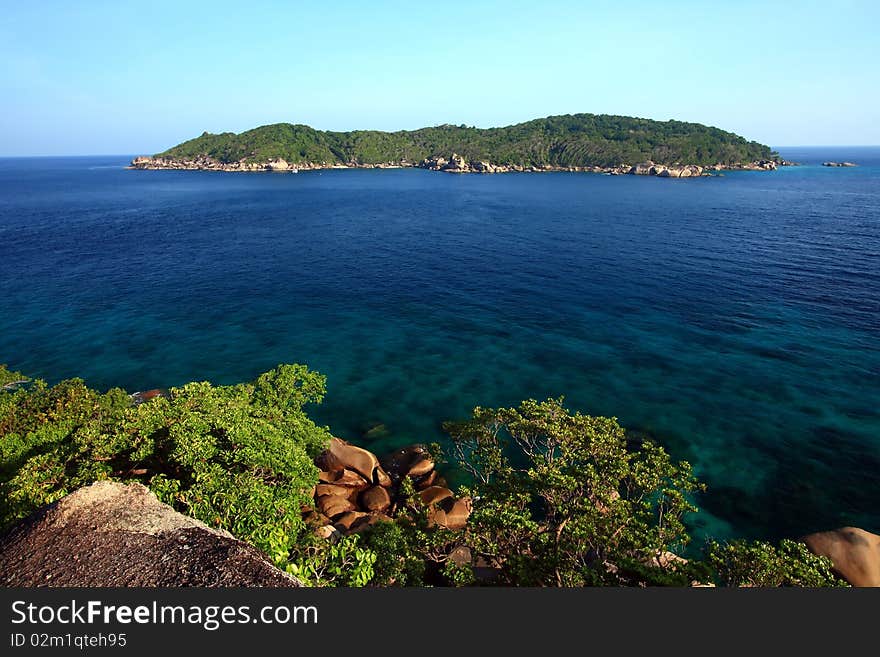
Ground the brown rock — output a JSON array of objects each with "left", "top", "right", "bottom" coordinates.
[
  {"left": 332, "top": 511, "right": 371, "bottom": 533},
  {"left": 360, "top": 486, "right": 391, "bottom": 512},
  {"left": 317, "top": 495, "right": 356, "bottom": 520},
  {"left": 328, "top": 437, "right": 377, "bottom": 480},
  {"left": 315, "top": 483, "right": 357, "bottom": 499},
  {"left": 0, "top": 482, "right": 300, "bottom": 587},
  {"left": 380, "top": 444, "right": 433, "bottom": 480},
  {"left": 315, "top": 525, "right": 342, "bottom": 543},
  {"left": 318, "top": 468, "right": 369, "bottom": 488},
  {"left": 374, "top": 465, "right": 393, "bottom": 488},
  {"left": 315, "top": 448, "right": 344, "bottom": 474},
  {"left": 428, "top": 497, "right": 471, "bottom": 530},
  {"left": 415, "top": 470, "right": 438, "bottom": 489},
  {"left": 328, "top": 437, "right": 390, "bottom": 486},
  {"left": 802, "top": 527, "right": 880, "bottom": 586},
  {"left": 407, "top": 456, "right": 435, "bottom": 478},
  {"left": 419, "top": 486, "right": 454, "bottom": 506}
]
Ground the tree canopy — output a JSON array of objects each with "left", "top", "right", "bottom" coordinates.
[{"left": 158, "top": 113, "right": 776, "bottom": 167}]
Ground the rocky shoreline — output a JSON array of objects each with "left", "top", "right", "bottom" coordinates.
[{"left": 130, "top": 154, "right": 794, "bottom": 179}]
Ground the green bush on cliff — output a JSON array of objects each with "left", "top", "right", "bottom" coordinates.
[
  {"left": 438, "top": 398, "right": 706, "bottom": 586},
  {"left": 0, "top": 364, "right": 331, "bottom": 571},
  {"left": 707, "top": 539, "right": 845, "bottom": 587},
  {"left": 0, "top": 364, "right": 27, "bottom": 387}
]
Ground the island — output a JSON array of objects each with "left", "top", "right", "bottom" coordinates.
[{"left": 130, "top": 113, "right": 793, "bottom": 178}]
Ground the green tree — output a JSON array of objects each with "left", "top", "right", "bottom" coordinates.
[{"left": 442, "top": 398, "right": 705, "bottom": 586}]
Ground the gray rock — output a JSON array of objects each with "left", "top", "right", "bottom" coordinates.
[{"left": 0, "top": 481, "right": 301, "bottom": 587}]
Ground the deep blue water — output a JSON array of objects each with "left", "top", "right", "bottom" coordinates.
[{"left": 1, "top": 147, "right": 878, "bottom": 544}]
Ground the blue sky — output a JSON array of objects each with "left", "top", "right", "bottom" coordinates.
[{"left": 1, "top": 1, "right": 877, "bottom": 155}]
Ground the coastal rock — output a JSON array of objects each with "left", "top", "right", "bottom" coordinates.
[
  {"left": 317, "top": 494, "right": 356, "bottom": 519},
  {"left": 315, "top": 483, "right": 358, "bottom": 500},
  {"left": 318, "top": 467, "right": 370, "bottom": 488},
  {"left": 315, "top": 524, "right": 342, "bottom": 543},
  {"left": 0, "top": 481, "right": 300, "bottom": 587},
  {"left": 802, "top": 527, "right": 880, "bottom": 586},
  {"left": 130, "top": 388, "right": 168, "bottom": 405},
  {"left": 822, "top": 161, "right": 857, "bottom": 167},
  {"left": 332, "top": 511, "right": 371, "bottom": 533},
  {"left": 441, "top": 153, "right": 470, "bottom": 172},
  {"left": 380, "top": 444, "right": 434, "bottom": 480},
  {"left": 427, "top": 496, "right": 471, "bottom": 530},
  {"left": 265, "top": 158, "right": 291, "bottom": 171},
  {"left": 629, "top": 161, "right": 655, "bottom": 175},
  {"left": 327, "top": 437, "right": 392, "bottom": 487},
  {"left": 360, "top": 485, "right": 391, "bottom": 512},
  {"left": 418, "top": 486, "right": 454, "bottom": 506}
]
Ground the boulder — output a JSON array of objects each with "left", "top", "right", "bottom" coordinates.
[
  {"left": 318, "top": 468, "right": 369, "bottom": 488},
  {"left": 317, "top": 495, "right": 356, "bottom": 520},
  {"left": 332, "top": 511, "right": 371, "bottom": 533},
  {"left": 418, "top": 486, "right": 454, "bottom": 506},
  {"left": 315, "top": 524, "right": 342, "bottom": 543},
  {"left": 415, "top": 469, "right": 438, "bottom": 489},
  {"left": 629, "top": 161, "right": 655, "bottom": 175},
  {"left": 380, "top": 444, "right": 434, "bottom": 480},
  {"left": 265, "top": 159, "right": 290, "bottom": 171},
  {"left": 0, "top": 481, "right": 300, "bottom": 587},
  {"left": 328, "top": 437, "right": 391, "bottom": 487},
  {"left": 802, "top": 527, "right": 880, "bottom": 587},
  {"left": 408, "top": 455, "right": 435, "bottom": 478},
  {"left": 131, "top": 389, "right": 168, "bottom": 404},
  {"left": 360, "top": 486, "right": 391, "bottom": 512},
  {"left": 428, "top": 497, "right": 471, "bottom": 530},
  {"left": 442, "top": 153, "right": 469, "bottom": 172},
  {"left": 315, "top": 483, "right": 356, "bottom": 498}
]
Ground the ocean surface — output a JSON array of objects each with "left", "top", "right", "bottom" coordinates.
[{"left": 1, "top": 147, "right": 878, "bottom": 545}]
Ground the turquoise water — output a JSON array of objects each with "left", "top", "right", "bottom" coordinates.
[{"left": 1, "top": 147, "right": 878, "bottom": 543}]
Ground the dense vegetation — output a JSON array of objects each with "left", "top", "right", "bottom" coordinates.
[
  {"left": 159, "top": 114, "right": 776, "bottom": 168},
  {"left": 0, "top": 364, "right": 841, "bottom": 587}
]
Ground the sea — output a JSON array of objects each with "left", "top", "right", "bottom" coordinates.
[{"left": 1, "top": 146, "right": 878, "bottom": 545}]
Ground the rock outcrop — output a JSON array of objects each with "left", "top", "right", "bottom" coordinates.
[
  {"left": 131, "top": 154, "right": 790, "bottom": 178},
  {"left": 822, "top": 161, "right": 858, "bottom": 167},
  {"left": 306, "top": 438, "right": 469, "bottom": 538},
  {"left": 802, "top": 527, "right": 880, "bottom": 587},
  {"left": 0, "top": 481, "right": 301, "bottom": 587}
]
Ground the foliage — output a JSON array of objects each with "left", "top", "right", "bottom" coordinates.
[
  {"left": 0, "top": 365, "right": 851, "bottom": 588},
  {"left": 159, "top": 113, "right": 775, "bottom": 168},
  {"left": 0, "top": 364, "right": 330, "bottom": 571},
  {"left": 0, "top": 364, "right": 27, "bottom": 387},
  {"left": 289, "top": 534, "right": 377, "bottom": 587},
  {"left": 360, "top": 476, "right": 466, "bottom": 587},
  {"left": 706, "top": 539, "right": 847, "bottom": 587},
  {"left": 441, "top": 398, "right": 705, "bottom": 586}
]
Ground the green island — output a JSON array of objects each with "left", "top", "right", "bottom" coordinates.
[
  {"left": 130, "top": 113, "right": 787, "bottom": 177},
  {"left": 2, "top": 362, "right": 867, "bottom": 588}
]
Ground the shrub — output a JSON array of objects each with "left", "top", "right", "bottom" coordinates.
[
  {"left": 0, "top": 364, "right": 330, "bottom": 571},
  {"left": 707, "top": 539, "right": 846, "bottom": 587}
]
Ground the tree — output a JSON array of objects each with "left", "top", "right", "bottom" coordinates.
[{"left": 443, "top": 398, "right": 705, "bottom": 586}]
